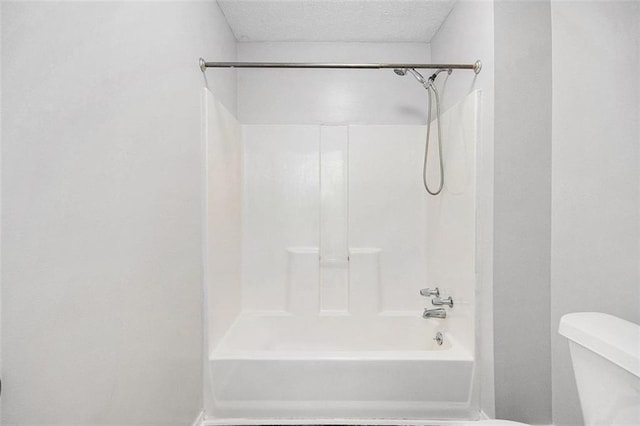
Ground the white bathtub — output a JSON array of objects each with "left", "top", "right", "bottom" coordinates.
[{"left": 208, "top": 314, "right": 477, "bottom": 421}]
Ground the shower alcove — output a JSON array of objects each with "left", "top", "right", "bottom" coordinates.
[
  {"left": 200, "top": 4, "right": 489, "bottom": 422},
  {"left": 202, "top": 70, "right": 482, "bottom": 421}
]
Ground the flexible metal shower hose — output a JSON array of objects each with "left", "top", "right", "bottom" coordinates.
[{"left": 423, "top": 83, "right": 444, "bottom": 196}]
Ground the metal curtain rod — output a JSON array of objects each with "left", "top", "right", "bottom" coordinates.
[{"left": 199, "top": 58, "right": 482, "bottom": 74}]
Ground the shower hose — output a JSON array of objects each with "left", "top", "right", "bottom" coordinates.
[{"left": 423, "top": 81, "right": 443, "bottom": 196}]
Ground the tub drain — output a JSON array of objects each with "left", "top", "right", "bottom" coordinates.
[{"left": 433, "top": 331, "right": 444, "bottom": 346}]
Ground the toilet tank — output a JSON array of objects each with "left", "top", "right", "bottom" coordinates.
[{"left": 559, "top": 312, "right": 640, "bottom": 425}]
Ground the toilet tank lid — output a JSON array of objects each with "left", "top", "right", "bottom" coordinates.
[{"left": 559, "top": 312, "right": 640, "bottom": 378}]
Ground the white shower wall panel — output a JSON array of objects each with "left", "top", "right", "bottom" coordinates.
[
  {"left": 348, "top": 126, "right": 429, "bottom": 313},
  {"left": 242, "top": 126, "right": 321, "bottom": 312},
  {"left": 211, "top": 93, "right": 481, "bottom": 422},
  {"left": 425, "top": 91, "right": 479, "bottom": 357},
  {"left": 241, "top": 92, "right": 479, "bottom": 321},
  {"left": 241, "top": 125, "right": 430, "bottom": 314},
  {"left": 203, "top": 89, "right": 243, "bottom": 349},
  {"left": 319, "top": 126, "right": 350, "bottom": 314}
]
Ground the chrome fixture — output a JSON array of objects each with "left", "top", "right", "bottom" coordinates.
[
  {"left": 432, "top": 296, "right": 454, "bottom": 308},
  {"left": 393, "top": 68, "right": 429, "bottom": 88},
  {"left": 429, "top": 67, "right": 454, "bottom": 81},
  {"left": 394, "top": 67, "right": 453, "bottom": 90},
  {"left": 421, "top": 288, "right": 453, "bottom": 317},
  {"left": 433, "top": 332, "right": 444, "bottom": 346},
  {"left": 420, "top": 287, "right": 440, "bottom": 297},
  {"left": 422, "top": 74, "right": 443, "bottom": 195},
  {"left": 423, "top": 308, "right": 447, "bottom": 319},
  {"left": 393, "top": 65, "right": 452, "bottom": 195}
]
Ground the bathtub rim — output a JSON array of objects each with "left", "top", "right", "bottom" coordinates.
[
  {"left": 201, "top": 411, "right": 490, "bottom": 426},
  {"left": 210, "top": 311, "right": 473, "bottom": 360}
]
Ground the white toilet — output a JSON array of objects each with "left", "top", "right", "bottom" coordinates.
[
  {"left": 559, "top": 312, "right": 640, "bottom": 425},
  {"left": 463, "top": 312, "right": 638, "bottom": 426}
]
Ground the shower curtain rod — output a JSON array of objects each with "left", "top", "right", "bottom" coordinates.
[{"left": 199, "top": 58, "right": 482, "bottom": 74}]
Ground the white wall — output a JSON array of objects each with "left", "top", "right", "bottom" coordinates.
[
  {"left": 1, "top": 1, "right": 236, "bottom": 424},
  {"left": 430, "top": 0, "right": 495, "bottom": 417},
  {"left": 550, "top": 2, "right": 640, "bottom": 425},
  {"left": 237, "top": 42, "right": 431, "bottom": 124},
  {"left": 493, "top": 1, "right": 552, "bottom": 423}
]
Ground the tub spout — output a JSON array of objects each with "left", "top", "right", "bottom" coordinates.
[{"left": 423, "top": 307, "right": 447, "bottom": 319}]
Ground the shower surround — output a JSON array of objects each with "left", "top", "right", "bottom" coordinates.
[{"left": 203, "top": 88, "right": 481, "bottom": 422}]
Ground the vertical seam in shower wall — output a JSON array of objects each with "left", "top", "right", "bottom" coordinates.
[
  {"left": 200, "top": 89, "right": 209, "bottom": 420},
  {"left": 201, "top": 88, "right": 210, "bottom": 351},
  {"left": 317, "top": 125, "right": 322, "bottom": 314},
  {"left": 473, "top": 89, "right": 483, "bottom": 369},
  {"left": 472, "top": 89, "right": 483, "bottom": 417},
  {"left": 319, "top": 125, "right": 350, "bottom": 315},
  {"left": 239, "top": 125, "right": 245, "bottom": 314},
  {"left": 344, "top": 125, "right": 351, "bottom": 313},
  {"left": 239, "top": 124, "right": 245, "bottom": 312},
  {"left": 239, "top": 124, "right": 249, "bottom": 314}
]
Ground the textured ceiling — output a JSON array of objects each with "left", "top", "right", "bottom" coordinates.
[{"left": 217, "top": 0, "right": 456, "bottom": 42}]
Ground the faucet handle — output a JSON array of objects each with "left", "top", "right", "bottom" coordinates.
[
  {"left": 432, "top": 296, "right": 454, "bottom": 308},
  {"left": 420, "top": 287, "right": 439, "bottom": 297}
]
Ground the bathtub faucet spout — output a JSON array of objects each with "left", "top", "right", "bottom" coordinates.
[{"left": 423, "top": 307, "right": 447, "bottom": 319}]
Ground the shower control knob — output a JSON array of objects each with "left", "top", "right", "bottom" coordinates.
[
  {"left": 432, "top": 296, "right": 454, "bottom": 308},
  {"left": 420, "top": 288, "right": 439, "bottom": 297}
]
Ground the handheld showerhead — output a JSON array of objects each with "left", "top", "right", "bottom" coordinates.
[
  {"left": 393, "top": 67, "right": 428, "bottom": 88},
  {"left": 394, "top": 67, "right": 453, "bottom": 90},
  {"left": 407, "top": 68, "right": 427, "bottom": 86},
  {"left": 429, "top": 68, "right": 453, "bottom": 83},
  {"left": 392, "top": 66, "right": 453, "bottom": 196}
]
